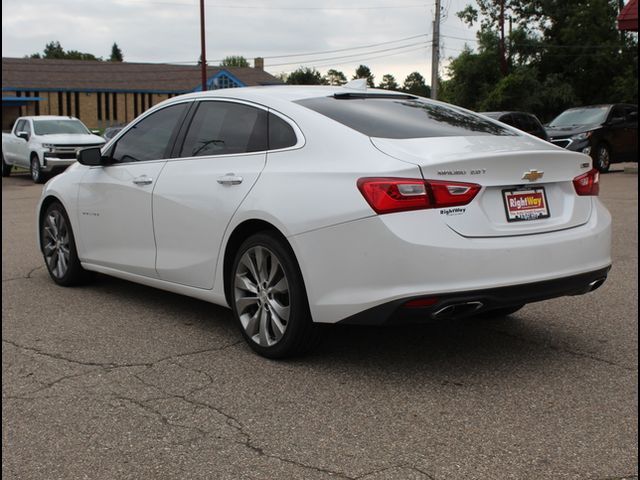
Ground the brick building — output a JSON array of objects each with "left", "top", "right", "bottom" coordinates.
[{"left": 1, "top": 57, "right": 281, "bottom": 131}]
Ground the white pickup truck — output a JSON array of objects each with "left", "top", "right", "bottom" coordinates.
[{"left": 2, "top": 116, "right": 105, "bottom": 183}]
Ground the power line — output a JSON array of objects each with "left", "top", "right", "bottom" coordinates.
[
  {"left": 266, "top": 41, "right": 431, "bottom": 67},
  {"left": 121, "top": 0, "right": 430, "bottom": 10},
  {"left": 263, "top": 34, "right": 429, "bottom": 59}
]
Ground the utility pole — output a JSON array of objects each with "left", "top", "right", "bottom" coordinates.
[
  {"left": 199, "top": 0, "right": 207, "bottom": 91},
  {"left": 430, "top": 0, "right": 441, "bottom": 99}
]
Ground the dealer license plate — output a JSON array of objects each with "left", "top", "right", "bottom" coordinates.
[{"left": 502, "top": 187, "right": 550, "bottom": 222}]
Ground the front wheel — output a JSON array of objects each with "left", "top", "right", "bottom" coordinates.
[
  {"left": 594, "top": 144, "right": 611, "bottom": 173},
  {"left": 231, "top": 232, "right": 321, "bottom": 358},
  {"left": 31, "top": 155, "right": 47, "bottom": 184},
  {"left": 40, "top": 201, "right": 88, "bottom": 286},
  {"left": 2, "top": 153, "right": 11, "bottom": 177}
]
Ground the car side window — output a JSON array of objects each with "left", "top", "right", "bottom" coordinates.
[
  {"left": 269, "top": 113, "right": 297, "bottom": 150},
  {"left": 14, "top": 120, "right": 25, "bottom": 133},
  {"left": 111, "top": 103, "right": 188, "bottom": 163},
  {"left": 180, "top": 101, "right": 267, "bottom": 157},
  {"left": 499, "top": 114, "right": 515, "bottom": 128},
  {"left": 624, "top": 106, "right": 637, "bottom": 124},
  {"left": 23, "top": 121, "right": 32, "bottom": 136},
  {"left": 609, "top": 105, "right": 626, "bottom": 123}
]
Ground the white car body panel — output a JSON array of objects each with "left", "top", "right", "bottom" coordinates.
[{"left": 36, "top": 86, "right": 612, "bottom": 326}]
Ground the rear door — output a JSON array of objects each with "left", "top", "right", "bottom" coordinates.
[
  {"left": 152, "top": 100, "right": 270, "bottom": 289},
  {"left": 76, "top": 102, "right": 191, "bottom": 277}
]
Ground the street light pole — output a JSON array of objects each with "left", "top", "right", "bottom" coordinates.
[{"left": 200, "top": 0, "right": 207, "bottom": 91}]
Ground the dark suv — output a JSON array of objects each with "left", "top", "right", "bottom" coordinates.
[
  {"left": 481, "top": 111, "right": 549, "bottom": 141},
  {"left": 546, "top": 104, "right": 638, "bottom": 172}
]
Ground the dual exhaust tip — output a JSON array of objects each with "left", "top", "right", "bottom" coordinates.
[
  {"left": 431, "top": 277, "right": 607, "bottom": 320},
  {"left": 431, "top": 301, "right": 484, "bottom": 320}
]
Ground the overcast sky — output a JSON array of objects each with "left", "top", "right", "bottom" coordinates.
[{"left": 2, "top": 0, "right": 479, "bottom": 84}]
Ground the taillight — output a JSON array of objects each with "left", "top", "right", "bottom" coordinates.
[
  {"left": 357, "top": 177, "right": 481, "bottom": 214},
  {"left": 573, "top": 169, "right": 599, "bottom": 196}
]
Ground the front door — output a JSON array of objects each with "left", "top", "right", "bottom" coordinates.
[{"left": 76, "top": 102, "right": 190, "bottom": 277}]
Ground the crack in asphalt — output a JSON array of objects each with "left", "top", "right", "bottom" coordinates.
[
  {"left": 485, "top": 327, "right": 638, "bottom": 372},
  {"left": 2, "top": 265, "right": 45, "bottom": 283}
]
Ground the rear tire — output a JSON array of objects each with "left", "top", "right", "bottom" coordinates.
[
  {"left": 40, "top": 201, "right": 88, "bottom": 286},
  {"left": 594, "top": 144, "right": 611, "bottom": 173},
  {"left": 31, "top": 155, "right": 47, "bottom": 184},
  {"left": 2, "top": 153, "right": 11, "bottom": 177},
  {"left": 230, "top": 232, "right": 321, "bottom": 358}
]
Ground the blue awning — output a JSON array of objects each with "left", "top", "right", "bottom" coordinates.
[{"left": 2, "top": 96, "right": 44, "bottom": 107}]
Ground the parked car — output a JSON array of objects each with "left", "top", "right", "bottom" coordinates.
[
  {"left": 2, "top": 116, "right": 105, "bottom": 183},
  {"left": 481, "top": 111, "right": 550, "bottom": 141},
  {"left": 546, "top": 104, "right": 638, "bottom": 172},
  {"left": 103, "top": 124, "right": 126, "bottom": 141},
  {"left": 36, "top": 86, "right": 611, "bottom": 358}
]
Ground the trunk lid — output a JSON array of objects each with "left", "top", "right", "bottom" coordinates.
[{"left": 371, "top": 135, "right": 594, "bottom": 237}]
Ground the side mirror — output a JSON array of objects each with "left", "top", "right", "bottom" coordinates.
[
  {"left": 90, "top": 129, "right": 101, "bottom": 135},
  {"left": 77, "top": 147, "right": 107, "bottom": 166},
  {"left": 16, "top": 131, "right": 29, "bottom": 141}
]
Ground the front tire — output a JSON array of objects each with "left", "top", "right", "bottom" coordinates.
[
  {"left": 40, "top": 201, "right": 88, "bottom": 286},
  {"left": 31, "top": 155, "right": 47, "bottom": 184},
  {"left": 2, "top": 153, "right": 11, "bottom": 177},
  {"left": 594, "top": 144, "right": 611, "bottom": 173},
  {"left": 231, "top": 232, "right": 321, "bottom": 358}
]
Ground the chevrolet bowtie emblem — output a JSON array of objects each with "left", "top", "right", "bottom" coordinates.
[{"left": 522, "top": 169, "right": 544, "bottom": 182}]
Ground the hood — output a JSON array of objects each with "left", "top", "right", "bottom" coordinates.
[
  {"left": 545, "top": 125, "right": 599, "bottom": 139},
  {"left": 38, "top": 133, "right": 105, "bottom": 145}
]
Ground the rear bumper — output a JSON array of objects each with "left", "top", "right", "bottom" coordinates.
[
  {"left": 337, "top": 266, "right": 610, "bottom": 325},
  {"left": 291, "top": 198, "right": 611, "bottom": 324}
]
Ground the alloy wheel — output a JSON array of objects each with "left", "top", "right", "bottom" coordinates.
[
  {"left": 31, "top": 158, "right": 41, "bottom": 182},
  {"left": 42, "top": 209, "right": 71, "bottom": 279},
  {"left": 597, "top": 146, "right": 610, "bottom": 171},
  {"left": 234, "top": 246, "right": 290, "bottom": 347}
]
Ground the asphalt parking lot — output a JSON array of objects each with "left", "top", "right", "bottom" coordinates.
[{"left": 2, "top": 167, "right": 637, "bottom": 480}]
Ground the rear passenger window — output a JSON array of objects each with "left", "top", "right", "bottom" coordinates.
[
  {"left": 180, "top": 101, "right": 267, "bottom": 157},
  {"left": 112, "top": 103, "right": 188, "bottom": 163},
  {"left": 269, "top": 113, "right": 297, "bottom": 150}
]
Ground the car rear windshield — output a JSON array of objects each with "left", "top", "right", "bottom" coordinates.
[
  {"left": 295, "top": 95, "right": 515, "bottom": 139},
  {"left": 548, "top": 107, "right": 609, "bottom": 128},
  {"left": 33, "top": 119, "right": 90, "bottom": 135}
]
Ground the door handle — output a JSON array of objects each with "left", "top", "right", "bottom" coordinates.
[
  {"left": 132, "top": 175, "right": 153, "bottom": 186},
  {"left": 217, "top": 173, "right": 243, "bottom": 186}
]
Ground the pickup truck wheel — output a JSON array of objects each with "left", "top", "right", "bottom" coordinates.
[
  {"left": 40, "top": 201, "right": 88, "bottom": 286},
  {"left": 2, "top": 154, "right": 11, "bottom": 177},
  {"left": 30, "top": 155, "right": 47, "bottom": 184}
]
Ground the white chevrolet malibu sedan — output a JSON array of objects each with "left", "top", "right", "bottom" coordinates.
[{"left": 37, "top": 85, "right": 612, "bottom": 358}]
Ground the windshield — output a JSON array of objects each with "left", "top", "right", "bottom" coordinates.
[
  {"left": 548, "top": 107, "right": 609, "bottom": 127},
  {"left": 33, "top": 119, "right": 90, "bottom": 135},
  {"left": 296, "top": 96, "right": 515, "bottom": 139}
]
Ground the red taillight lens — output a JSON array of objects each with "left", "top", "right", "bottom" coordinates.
[
  {"left": 404, "top": 297, "right": 439, "bottom": 308},
  {"left": 573, "top": 169, "right": 599, "bottom": 196},
  {"left": 357, "top": 177, "right": 481, "bottom": 214}
]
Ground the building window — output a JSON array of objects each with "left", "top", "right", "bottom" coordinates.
[
  {"left": 97, "top": 92, "right": 103, "bottom": 120},
  {"left": 209, "top": 73, "right": 243, "bottom": 90},
  {"left": 66, "top": 92, "right": 71, "bottom": 116},
  {"left": 58, "top": 92, "right": 63, "bottom": 115},
  {"left": 105, "top": 92, "right": 110, "bottom": 120},
  {"left": 75, "top": 92, "right": 80, "bottom": 118},
  {"left": 113, "top": 93, "right": 118, "bottom": 121},
  {"left": 148, "top": 93, "right": 153, "bottom": 108},
  {"left": 133, "top": 93, "right": 139, "bottom": 117}
]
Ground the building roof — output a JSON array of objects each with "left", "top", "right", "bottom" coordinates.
[
  {"left": 617, "top": 0, "right": 638, "bottom": 31},
  {"left": 1, "top": 57, "right": 282, "bottom": 94}
]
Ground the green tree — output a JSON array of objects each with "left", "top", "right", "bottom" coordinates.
[
  {"left": 402, "top": 72, "right": 431, "bottom": 97},
  {"left": 110, "top": 43, "right": 123, "bottom": 62},
  {"left": 286, "top": 67, "right": 325, "bottom": 85},
  {"left": 220, "top": 55, "right": 250, "bottom": 68},
  {"left": 378, "top": 74, "right": 399, "bottom": 90},
  {"left": 324, "top": 69, "right": 347, "bottom": 86},
  {"left": 353, "top": 65, "right": 375, "bottom": 87},
  {"left": 30, "top": 41, "right": 101, "bottom": 61}
]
